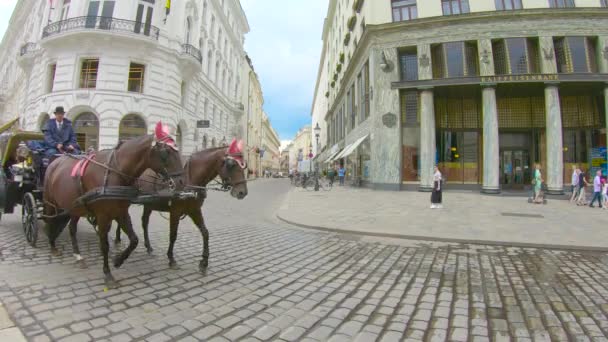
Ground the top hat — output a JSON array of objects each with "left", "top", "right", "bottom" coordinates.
[{"left": 54, "top": 106, "right": 65, "bottom": 114}]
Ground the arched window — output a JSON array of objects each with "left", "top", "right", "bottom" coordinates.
[
  {"left": 119, "top": 114, "right": 146, "bottom": 142},
  {"left": 72, "top": 112, "right": 99, "bottom": 151},
  {"left": 39, "top": 113, "right": 50, "bottom": 131},
  {"left": 207, "top": 50, "right": 213, "bottom": 75},
  {"left": 185, "top": 17, "right": 192, "bottom": 44}
]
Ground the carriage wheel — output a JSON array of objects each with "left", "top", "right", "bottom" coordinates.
[{"left": 22, "top": 193, "right": 39, "bottom": 248}]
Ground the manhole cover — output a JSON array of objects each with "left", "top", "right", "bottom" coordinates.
[{"left": 501, "top": 212, "right": 544, "bottom": 218}]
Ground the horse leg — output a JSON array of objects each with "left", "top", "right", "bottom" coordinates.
[
  {"left": 97, "top": 216, "right": 117, "bottom": 288},
  {"left": 167, "top": 211, "right": 180, "bottom": 269},
  {"left": 188, "top": 209, "right": 209, "bottom": 272},
  {"left": 49, "top": 217, "right": 69, "bottom": 256},
  {"left": 114, "top": 220, "right": 122, "bottom": 245},
  {"left": 141, "top": 207, "right": 154, "bottom": 254},
  {"left": 113, "top": 213, "right": 139, "bottom": 268},
  {"left": 68, "top": 217, "right": 86, "bottom": 268}
]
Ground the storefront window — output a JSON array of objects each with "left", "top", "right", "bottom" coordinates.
[
  {"left": 399, "top": 49, "right": 418, "bottom": 81},
  {"left": 401, "top": 90, "right": 420, "bottom": 182},
  {"left": 437, "top": 131, "right": 479, "bottom": 184},
  {"left": 554, "top": 36, "right": 598, "bottom": 73}
]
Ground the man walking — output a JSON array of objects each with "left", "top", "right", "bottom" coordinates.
[
  {"left": 569, "top": 165, "right": 579, "bottom": 202},
  {"left": 338, "top": 165, "right": 345, "bottom": 186},
  {"left": 590, "top": 170, "right": 603, "bottom": 208}
]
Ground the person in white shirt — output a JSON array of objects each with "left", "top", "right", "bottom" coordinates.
[
  {"left": 430, "top": 166, "right": 443, "bottom": 209},
  {"left": 569, "top": 165, "right": 579, "bottom": 202}
]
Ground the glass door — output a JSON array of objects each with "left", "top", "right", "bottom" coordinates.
[{"left": 500, "top": 149, "right": 530, "bottom": 188}]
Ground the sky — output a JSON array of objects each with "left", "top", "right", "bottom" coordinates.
[
  {"left": 0, "top": 0, "right": 327, "bottom": 144},
  {"left": 240, "top": 0, "right": 327, "bottom": 144}
]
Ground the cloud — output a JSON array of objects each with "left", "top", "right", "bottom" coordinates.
[
  {"left": 0, "top": 0, "right": 18, "bottom": 43},
  {"left": 240, "top": 0, "right": 326, "bottom": 141}
]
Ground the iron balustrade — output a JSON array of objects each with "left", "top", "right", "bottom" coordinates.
[
  {"left": 181, "top": 44, "right": 203, "bottom": 64},
  {"left": 42, "top": 16, "right": 160, "bottom": 40},
  {"left": 19, "top": 43, "right": 38, "bottom": 56}
]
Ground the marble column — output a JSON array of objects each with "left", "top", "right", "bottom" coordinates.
[
  {"left": 544, "top": 83, "right": 564, "bottom": 194},
  {"left": 482, "top": 84, "right": 500, "bottom": 194},
  {"left": 419, "top": 87, "right": 435, "bottom": 192}
]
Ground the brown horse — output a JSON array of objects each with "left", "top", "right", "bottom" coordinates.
[
  {"left": 126, "top": 139, "right": 248, "bottom": 272},
  {"left": 43, "top": 123, "right": 183, "bottom": 288}
]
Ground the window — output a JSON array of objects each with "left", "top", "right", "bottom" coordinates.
[
  {"left": 128, "top": 63, "right": 145, "bottom": 93},
  {"left": 86, "top": 1, "right": 115, "bottom": 29},
  {"left": 60, "top": 0, "right": 71, "bottom": 20},
  {"left": 400, "top": 91, "right": 419, "bottom": 127},
  {"left": 442, "top": 0, "right": 470, "bottom": 15},
  {"left": 48, "top": 64, "right": 56, "bottom": 93},
  {"left": 554, "top": 37, "right": 597, "bottom": 73},
  {"left": 79, "top": 59, "right": 98, "bottom": 89},
  {"left": 492, "top": 38, "right": 540, "bottom": 75},
  {"left": 135, "top": 0, "right": 154, "bottom": 36},
  {"left": 495, "top": 0, "right": 522, "bottom": 10},
  {"left": 181, "top": 81, "right": 186, "bottom": 106},
  {"left": 399, "top": 49, "right": 418, "bottom": 81},
  {"left": 350, "top": 84, "right": 356, "bottom": 130},
  {"left": 548, "top": 0, "right": 575, "bottom": 7},
  {"left": 432, "top": 42, "right": 478, "bottom": 78},
  {"left": 392, "top": 0, "right": 417, "bottom": 22},
  {"left": 185, "top": 17, "right": 192, "bottom": 44}
]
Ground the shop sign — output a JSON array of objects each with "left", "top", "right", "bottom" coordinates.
[{"left": 481, "top": 74, "right": 558, "bottom": 83}]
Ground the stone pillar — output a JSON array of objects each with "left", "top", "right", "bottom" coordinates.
[
  {"left": 419, "top": 87, "right": 435, "bottom": 192},
  {"left": 482, "top": 84, "right": 500, "bottom": 194},
  {"left": 370, "top": 47, "right": 401, "bottom": 190},
  {"left": 544, "top": 83, "right": 564, "bottom": 194}
]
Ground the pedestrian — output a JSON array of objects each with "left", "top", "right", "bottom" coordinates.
[
  {"left": 569, "top": 165, "right": 579, "bottom": 202},
  {"left": 328, "top": 166, "right": 335, "bottom": 186},
  {"left": 338, "top": 165, "right": 345, "bottom": 186},
  {"left": 430, "top": 165, "right": 443, "bottom": 209},
  {"left": 602, "top": 177, "right": 608, "bottom": 209},
  {"left": 589, "top": 170, "right": 603, "bottom": 208},
  {"left": 576, "top": 169, "right": 590, "bottom": 206},
  {"left": 532, "top": 163, "right": 543, "bottom": 204}
]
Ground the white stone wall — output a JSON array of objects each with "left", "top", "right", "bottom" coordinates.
[{"left": 0, "top": 0, "right": 251, "bottom": 158}]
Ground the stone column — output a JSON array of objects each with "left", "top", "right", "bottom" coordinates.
[
  {"left": 370, "top": 48, "right": 401, "bottom": 190},
  {"left": 482, "top": 84, "right": 500, "bottom": 194},
  {"left": 544, "top": 83, "right": 564, "bottom": 194},
  {"left": 419, "top": 87, "right": 435, "bottom": 192}
]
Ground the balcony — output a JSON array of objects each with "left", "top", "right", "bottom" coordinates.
[
  {"left": 180, "top": 44, "right": 202, "bottom": 64},
  {"left": 42, "top": 16, "right": 160, "bottom": 42},
  {"left": 178, "top": 44, "right": 202, "bottom": 76},
  {"left": 17, "top": 42, "right": 38, "bottom": 71}
]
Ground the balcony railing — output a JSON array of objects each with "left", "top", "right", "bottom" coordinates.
[
  {"left": 19, "top": 43, "right": 38, "bottom": 56},
  {"left": 42, "top": 16, "right": 160, "bottom": 40},
  {"left": 181, "top": 44, "right": 203, "bottom": 64}
]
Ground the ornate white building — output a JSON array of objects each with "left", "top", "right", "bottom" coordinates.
[{"left": 0, "top": 0, "right": 250, "bottom": 156}]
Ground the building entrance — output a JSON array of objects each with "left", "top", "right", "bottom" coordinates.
[{"left": 500, "top": 149, "right": 531, "bottom": 189}]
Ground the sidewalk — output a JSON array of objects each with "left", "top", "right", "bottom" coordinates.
[
  {"left": 277, "top": 185, "right": 608, "bottom": 250},
  {"left": 0, "top": 304, "right": 26, "bottom": 342}
]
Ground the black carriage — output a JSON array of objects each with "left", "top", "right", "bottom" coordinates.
[{"left": 0, "top": 130, "right": 48, "bottom": 247}]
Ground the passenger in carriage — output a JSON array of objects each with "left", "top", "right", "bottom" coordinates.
[{"left": 43, "top": 106, "right": 81, "bottom": 159}]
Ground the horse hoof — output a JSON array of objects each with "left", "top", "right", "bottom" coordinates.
[
  {"left": 113, "top": 256, "right": 124, "bottom": 268},
  {"left": 51, "top": 248, "right": 62, "bottom": 257},
  {"left": 77, "top": 260, "right": 88, "bottom": 269},
  {"left": 199, "top": 261, "right": 208, "bottom": 273},
  {"left": 105, "top": 277, "right": 119, "bottom": 289},
  {"left": 114, "top": 239, "right": 122, "bottom": 246},
  {"left": 146, "top": 247, "right": 154, "bottom": 255},
  {"left": 169, "top": 261, "right": 179, "bottom": 269}
]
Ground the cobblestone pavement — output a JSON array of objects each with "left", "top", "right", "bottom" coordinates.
[{"left": 1, "top": 179, "right": 608, "bottom": 341}]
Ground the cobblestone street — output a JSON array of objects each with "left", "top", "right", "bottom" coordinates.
[{"left": 1, "top": 179, "right": 608, "bottom": 341}]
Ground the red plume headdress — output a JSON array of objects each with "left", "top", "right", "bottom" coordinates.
[
  {"left": 154, "top": 121, "right": 177, "bottom": 150},
  {"left": 227, "top": 138, "right": 246, "bottom": 169}
]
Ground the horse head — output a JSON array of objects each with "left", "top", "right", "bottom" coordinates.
[
  {"left": 148, "top": 121, "right": 184, "bottom": 191},
  {"left": 219, "top": 139, "right": 248, "bottom": 199}
]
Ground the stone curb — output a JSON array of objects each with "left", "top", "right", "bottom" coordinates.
[
  {"left": 0, "top": 303, "right": 27, "bottom": 342},
  {"left": 276, "top": 212, "right": 608, "bottom": 252}
]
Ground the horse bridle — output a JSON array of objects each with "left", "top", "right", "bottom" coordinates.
[{"left": 220, "top": 153, "right": 247, "bottom": 190}]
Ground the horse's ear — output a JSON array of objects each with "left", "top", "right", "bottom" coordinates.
[
  {"left": 154, "top": 121, "right": 164, "bottom": 140},
  {"left": 228, "top": 139, "right": 238, "bottom": 154}
]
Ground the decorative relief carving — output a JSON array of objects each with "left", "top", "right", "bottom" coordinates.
[
  {"left": 542, "top": 47, "right": 554, "bottom": 61},
  {"left": 382, "top": 113, "right": 397, "bottom": 128},
  {"left": 419, "top": 54, "right": 430, "bottom": 68},
  {"left": 480, "top": 50, "right": 490, "bottom": 65}
]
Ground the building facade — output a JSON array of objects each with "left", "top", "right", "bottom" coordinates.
[
  {"left": 313, "top": 0, "right": 608, "bottom": 192},
  {"left": 290, "top": 126, "right": 312, "bottom": 171},
  {"left": 0, "top": 0, "right": 250, "bottom": 156},
  {"left": 261, "top": 114, "right": 281, "bottom": 173},
  {"left": 240, "top": 54, "right": 265, "bottom": 177}
]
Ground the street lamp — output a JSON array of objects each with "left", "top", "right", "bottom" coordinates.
[{"left": 313, "top": 123, "right": 321, "bottom": 191}]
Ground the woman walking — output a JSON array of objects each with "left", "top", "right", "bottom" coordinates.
[
  {"left": 532, "top": 164, "right": 543, "bottom": 204},
  {"left": 430, "top": 166, "right": 443, "bottom": 209},
  {"left": 576, "top": 168, "right": 590, "bottom": 206},
  {"left": 569, "top": 165, "right": 579, "bottom": 202}
]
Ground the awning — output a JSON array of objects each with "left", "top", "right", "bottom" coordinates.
[
  {"left": 339, "top": 135, "right": 369, "bottom": 159},
  {"left": 332, "top": 144, "right": 352, "bottom": 161},
  {"left": 325, "top": 149, "right": 342, "bottom": 163}
]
